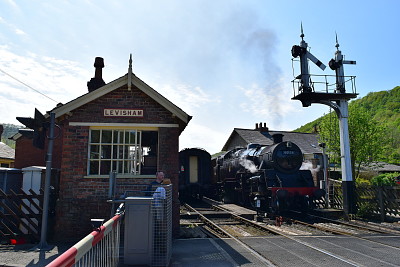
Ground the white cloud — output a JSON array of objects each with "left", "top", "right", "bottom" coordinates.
[
  {"left": 179, "top": 122, "right": 227, "bottom": 154},
  {"left": 0, "top": 46, "right": 91, "bottom": 124},
  {"left": 150, "top": 82, "right": 220, "bottom": 115},
  {"left": 0, "top": 16, "right": 26, "bottom": 36}
]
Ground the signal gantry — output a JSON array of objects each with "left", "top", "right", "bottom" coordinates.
[{"left": 291, "top": 27, "right": 358, "bottom": 216}]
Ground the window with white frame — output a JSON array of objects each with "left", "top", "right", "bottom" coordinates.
[{"left": 88, "top": 129, "right": 158, "bottom": 176}]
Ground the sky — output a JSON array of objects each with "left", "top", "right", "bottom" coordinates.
[{"left": 0, "top": 0, "right": 399, "bottom": 154}]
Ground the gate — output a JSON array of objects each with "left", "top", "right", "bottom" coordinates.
[{"left": 0, "top": 188, "right": 43, "bottom": 242}]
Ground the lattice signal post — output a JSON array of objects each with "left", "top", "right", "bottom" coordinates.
[{"left": 291, "top": 28, "right": 358, "bottom": 216}]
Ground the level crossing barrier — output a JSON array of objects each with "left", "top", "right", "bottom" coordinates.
[{"left": 46, "top": 207, "right": 124, "bottom": 267}]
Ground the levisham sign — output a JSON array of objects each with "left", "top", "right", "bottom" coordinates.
[{"left": 104, "top": 109, "right": 144, "bottom": 117}]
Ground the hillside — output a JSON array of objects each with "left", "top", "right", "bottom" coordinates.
[
  {"left": 295, "top": 86, "right": 400, "bottom": 163},
  {"left": 0, "top": 123, "right": 21, "bottom": 149}
]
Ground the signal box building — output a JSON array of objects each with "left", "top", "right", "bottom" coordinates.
[{"left": 14, "top": 57, "right": 191, "bottom": 240}]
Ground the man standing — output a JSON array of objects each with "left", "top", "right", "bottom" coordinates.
[{"left": 146, "top": 171, "right": 164, "bottom": 195}]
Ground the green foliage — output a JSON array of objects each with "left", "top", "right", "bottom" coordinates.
[
  {"left": 0, "top": 123, "right": 20, "bottom": 149},
  {"left": 295, "top": 86, "right": 400, "bottom": 165},
  {"left": 295, "top": 116, "right": 325, "bottom": 133},
  {"left": 356, "top": 202, "right": 377, "bottom": 219},
  {"left": 355, "top": 178, "right": 371, "bottom": 186},
  {"left": 370, "top": 172, "right": 399, "bottom": 186},
  {"left": 318, "top": 104, "right": 388, "bottom": 179}
]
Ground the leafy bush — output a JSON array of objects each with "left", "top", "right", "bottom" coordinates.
[
  {"left": 356, "top": 202, "right": 377, "bottom": 219},
  {"left": 370, "top": 172, "right": 399, "bottom": 186},
  {"left": 356, "top": 178, "right": 371, "bottom": 186}
]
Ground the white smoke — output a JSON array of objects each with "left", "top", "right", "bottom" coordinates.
[
  {"left": 301, "top": 160, "right": 321, "bottom": 186},
  {"left": 239, "top": 157, "right": 258, "bottom": 173}
]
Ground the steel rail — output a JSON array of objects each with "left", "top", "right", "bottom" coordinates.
[
  {"left": 183, "top": 203, "right": 276, "bottom": 266},
  {"left": 199, "top": 199, "right": 362, "bottom": 266},
  {"left": 307, "top": 213, "right": 400, "bottom": 235},
  {"left": 347, "top": 220, "right": 400, "bottom": 235},
  {"left": 287, "top": 217, "right": 400, "bottom": 250}
]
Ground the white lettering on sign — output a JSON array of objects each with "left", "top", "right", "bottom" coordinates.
[{"left": 104, "top": 109, "right": 144, "bottom": 117}]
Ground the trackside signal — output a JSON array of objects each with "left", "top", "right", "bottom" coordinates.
[{"left": 17, "top": 108, "right": 47, "bottom": 149}]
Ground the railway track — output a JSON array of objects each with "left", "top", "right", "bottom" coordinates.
[
  {"left": 180, "top": 198, "right": 400, "bottom": 266},
  {"left": 182, "top": 201, "right": 276, "bottom": 266}
]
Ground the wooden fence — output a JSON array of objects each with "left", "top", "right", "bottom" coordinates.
[
  {"left": 328, "top": 179, "right": 400, "bottom": 220},
  {"left": 0, "top": 188, "right": 43, "bottom": 242}
]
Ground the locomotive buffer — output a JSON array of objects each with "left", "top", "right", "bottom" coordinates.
[{"left": 291, "top": 27, "right": 358, "bottom": 216}]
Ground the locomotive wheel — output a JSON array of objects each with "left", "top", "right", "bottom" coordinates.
[{"left": 300, "top": 196, "right": 311, "bottom": 214}]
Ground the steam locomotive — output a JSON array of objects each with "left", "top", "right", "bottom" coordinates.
[{"left": 213, "top": 134, "right": 325, "bottom": 214}]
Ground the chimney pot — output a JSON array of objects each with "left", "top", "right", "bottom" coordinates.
[
  {"left": 87, "top": 57, "right": 106, "bottom": 92},
  {"left": 94, "top": 57, "right": 104, "bottom": 68}
]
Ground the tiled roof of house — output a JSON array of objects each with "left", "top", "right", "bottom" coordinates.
[
  {"left": 223, "top": 128, "right": 322, "bottom": 154},
  {"left": 0, "top": 142, "right": 15, "bottom": 159},
  {"left": 361, "top": 162, "right": 400, "bottom": 172}
]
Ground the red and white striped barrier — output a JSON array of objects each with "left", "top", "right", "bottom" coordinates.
[{"left": 47, "top": 214, "right": 122, "bottom": 267}]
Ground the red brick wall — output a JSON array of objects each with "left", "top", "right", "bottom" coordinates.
[
  {"left": 14, "top": 129, "right": 64, "bottom": 169},
  {"left": 53, "top": 84, "right": 185, "bottom": 240},
  {"left": 158, "top": 127, "right": 180, "bottom": 236},
  {"left": 14, "top": 137, "right": 46, "bottom": 169}
]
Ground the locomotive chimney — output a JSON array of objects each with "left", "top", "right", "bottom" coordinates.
[
  {"left": 87, "top": 57, "right": 106, "bottom": 92},
  {"left": 272, "top": 133, "right": 283, "bottom": 144}
]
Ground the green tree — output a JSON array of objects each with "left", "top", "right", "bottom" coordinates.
[
  {"left": 319, "top": 104, "right": 389, "bottom": 179},
  {"left": 371, "top": 172, "right": 398, "bottom": 186}
]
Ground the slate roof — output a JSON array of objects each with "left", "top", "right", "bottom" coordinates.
[
  {"left": 361, "top": 162, "right": 400, "bottom": 173},
  {"left": 49, "top": 73, "right": 192, "bottom": 125},
  {"left": 0, "top": 142, "right": 15, "bottom": 160},
  {"left": 222, "top": 128, "right": 322, "bottom": 155}
]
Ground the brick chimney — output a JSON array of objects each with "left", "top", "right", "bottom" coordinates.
[
  {"left": 255, "top": 122, "right": 268, "bottom": 132},
  {"left": 87, "top": 57, "right": 106, "bottom": 92}
]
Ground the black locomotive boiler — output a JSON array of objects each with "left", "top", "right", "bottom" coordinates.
[{"left": 214, "top": 134, "right": 324, "bottom": 214}]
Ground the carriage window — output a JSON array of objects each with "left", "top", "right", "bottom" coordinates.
[{"left": 88, "top": 129, "right": 158, "bottom": 176}]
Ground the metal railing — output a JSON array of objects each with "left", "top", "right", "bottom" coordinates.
[
  {"left": 46, "top": 208, "right": 124, "bottom": 267},
  {"left": 123, "top": 184, "right": 173, "bottom": 267},
  {"left": 292, "top": 74, "right": 357, "bottom": 95}
]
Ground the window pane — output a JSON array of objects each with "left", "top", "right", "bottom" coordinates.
[
  {"left": 101, "top": 145, "right": 112, "bottom": 159},
  {"left": 119, "top": 131, "right": 124, "bottom": 144},
  {"left": 124, "top": 130, "right": 129, "bottom": 144},
  {"left": 119, "top": 145, "right": 124, "bottom": 159},
  {"left": 89, "top": 161, "right": 99, "bottom": 175},
  {"left": 91, "top": 130, "right": 100, "bottom": 143},
  {"left": 128, "top": 131, "right": 136, "bottom": 144},
  {"left": 123, "top": 161, "right": 129, "bottom": 174},
  {"left": 102, "top": 130, "right": 112, "bottom": 143},
  {"left": 90, "top": 145, "right": 100, "bottom": 159},
  {"left": 115, "top": 161, "right": 123, "bottom": 173},
  {"left": 100, "top": 161, "right": 111, "bottom": 175},
  {"left": 128, "top": 146, "right": 136, "bottom": 160},
  {"left": 113, "top": 130, "right": 119, "bottom": 143},
  {"left": 113, "top": 145, "right": 122, "bottom": 159}
]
